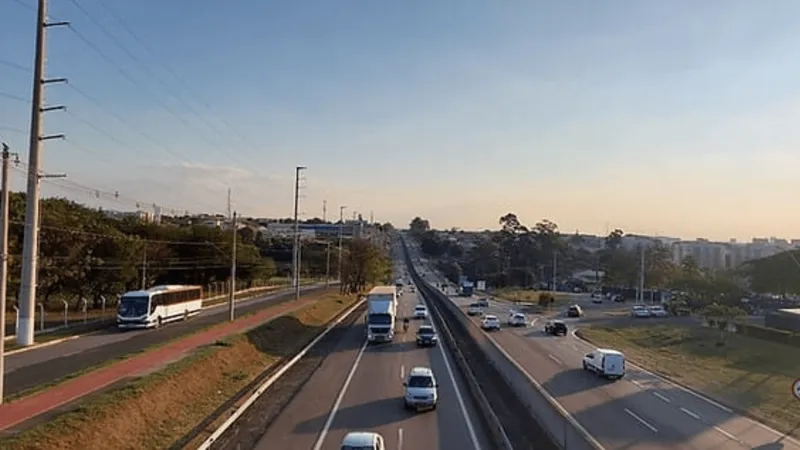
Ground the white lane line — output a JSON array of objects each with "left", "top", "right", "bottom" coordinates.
[
  {"left": 680, "top": 407, "right": 701, "bottom": 421},
  {"left": 625, "top": 408, "right": 658, "bottom": 433},
  {"left": 652, "top": 392, "right": 671, "bottom": 403},
  {"left": 398, "top": 427, "right": 404, "bottom": 450},
  {"left": 311, "top": 339, "right": 368, "bottom": 450},
  {"left": 571, "top": 328, "right": 735, "bottom": 414},
  {"left": 400, "top": 364, "right": 405, "bottom": 380},
  {"left": 547, "top": 354, "right": 563, "bottom": 365},
  {"left": 714, "top": 426, "right": 740, "bottom": 442},
  {"left": 427, "top": 309, "right": 482, "bottom": 449},
  {"left": 630, "top": 379, "right": 643, "bottom": 388},
  {"left": 570, "top": 344, "right": 579, "bottom": 351}
]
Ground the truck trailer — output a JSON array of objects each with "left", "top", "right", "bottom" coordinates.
[{"left": 366, "top": 286, "right": 398, "bottom": 343}]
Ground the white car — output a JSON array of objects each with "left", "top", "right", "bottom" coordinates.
[
  {"left": 631, "top": 305, "right": 650, "bottom": 318},
  {"left": 403, "top": 366, "right": 438, "bottom": 411},
  {"left": 648, "top": 305, "right": 668, "bottom": 317},
  {"left": 467, "top": 303, "right": 484, "bottom": 316},
  {"left": 481, "top": 315, "right": 501, "bottom": 331},
  {"left": 341, "top": 431, "right": 386, "bottom": 450},
  {"left": 507, "top": 312, "right": 527, "bottom": 327},
  {"left": 413, "top": 305, "right": 428, "bottom": 319}
]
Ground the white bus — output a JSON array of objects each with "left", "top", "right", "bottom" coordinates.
[{"left": 117, "top": 285, "right": 204, "bottom": 329}]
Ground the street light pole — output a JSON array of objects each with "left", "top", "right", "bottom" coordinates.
[
  {"left": 228, "top": 211, "right": 237, "bottom": 321},
  {"left": 0, "top": 143, "right": 18, "bottom": 404},
  {"left": 338, "top": 205, "right": 347, "bottom": 283},
  {"left": 325, "top": 242, "right": 331, "bottom": 288}
]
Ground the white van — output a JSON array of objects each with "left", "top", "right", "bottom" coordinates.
[{"left": 582, "top": 349, "right": 625, "bottom": 380}]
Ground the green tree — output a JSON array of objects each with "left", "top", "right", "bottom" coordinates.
[{"left": 340, "top": 238, "right": 392, "bottom": 294}]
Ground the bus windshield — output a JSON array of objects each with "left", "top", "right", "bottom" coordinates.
[{"left": 119, "top": 295, "right": 150, "bottom": 317}]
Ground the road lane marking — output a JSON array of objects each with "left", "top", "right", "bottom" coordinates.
[
  {"left": 630, "top": 379, "right": 643, "bottom": 388},
  {"left": 652, "top": 392, "right": 671, "bottom": 403},
  {"left": 625, "top": 408, "right": 658, "bottom": 433},
  {"left": 714, "top": 426, "right": 740, "bottom": 442},
  {"left": 311, "top": 338, "right": 368, "bottom": 450},
  {"left": 398, "top": 427, "right": 404, "bottom": 450},
  {"left": 400, "top": 364, "right": 405, "bottom": 380},
  {"left": 571, "top": 327, "right": 736, "bottom": 414},
  {"left": 547, "top": 354, "right": 563, "bottom": 365},
  {"left": 421, "top": 295, "right": 483, "bottom": 449},
  {"left": 680, "top": 407, "right": 701, "bottom": 420},
  {"left": 570, "top": 344, "right": 579, "bottom": 351}
]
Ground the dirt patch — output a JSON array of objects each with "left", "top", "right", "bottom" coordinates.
[
  {"left": 0, "top": 290, "right": 360, "bottom": 450},
  {"left": 579, "top": 324, "right": 800, "bottom": 438}
]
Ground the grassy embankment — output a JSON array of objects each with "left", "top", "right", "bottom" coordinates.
[
  {"left": 492, "top": 287, "right": 581, "bottom": 312},
  {"left": 0, "top": 288, "right": 361, "bottom": 450},
  {"left": 579, "top": 324, "right": 800, "bottom": 438}
]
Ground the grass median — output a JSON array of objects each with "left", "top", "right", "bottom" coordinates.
[
  {"left": 0, "top": 288, "right": 362, "bottom": 450},
  {"left": 579, "top": 324, "right": 800, "bottom": 438}
]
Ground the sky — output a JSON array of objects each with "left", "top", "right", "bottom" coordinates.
[{"left": 2, "top": 1, "right": 800, "bottom": 241}]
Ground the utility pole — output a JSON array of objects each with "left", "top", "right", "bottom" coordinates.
[
  {"left": 140, "top": 241, "right": 147, "bottom": 290},
  {"left": 338, "top": 205, "right": 346, "bottom": 282},
  {"left": 369, "top": 210, "right": 373, "bottom": 225},
  {"left": 227, "top": 188, "right": 232, "bottom": 220},
  {"left": 637, "top": 245, "right": 645, "bottom": 304},
  {"left": 17, "top": 0, "right": 69, "bottom": 347},
  {"left": 325, "top": 242, "right": 331, "bottom": 288},
  {"left": 322, "top": 200, "right": 327, "bottom": 222},
  {"left": 292, "top": 166, "right": 306, "bottom": 300},
  {"left": 228, "top": 211, "right": 237, "bottom": 321},
  {"left": 0, "top": 143, "right": 19, "bottom": 404}
]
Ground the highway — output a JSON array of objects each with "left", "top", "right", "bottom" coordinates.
[
  {"left": 419, "top": 260, "right": 800, "bottom": 450},
  {"left": 246, "top": 280, "right": 491, "bottom": 449},
  {"left": 3, "top": 284, "right": 327, "bottom": 397}
]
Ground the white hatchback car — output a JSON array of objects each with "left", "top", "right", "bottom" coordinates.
[
  {"left": 403, "top": 366, "right": 438, "bottom": 411},
  {"left": 341, "top": 431, "right": 385, "bottom": 450},
  {"left": 413, "top": 304, "right": 428, "bottom": 319},
  {"left": 481, "top": 315, "right": 501, "bottom": 331},
  {"left": 507, "top": 312, "right": 527, "bottom": 327}
]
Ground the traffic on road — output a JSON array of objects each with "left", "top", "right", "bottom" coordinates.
[{"left": 419, "top": 258, "right": 800, "bottom": 450}]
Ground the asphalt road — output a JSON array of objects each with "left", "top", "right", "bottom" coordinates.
[
  {"left": 419, "top": 262, "right": 800, "bottom": 450},
  {"left": 3, "top": 284, "right": 328, "bottom": 397},
  {"left": 249, "top": 286, "right": 490, "bottom": 450}
]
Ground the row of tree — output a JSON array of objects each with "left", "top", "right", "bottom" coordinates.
[
  {"left": 3, "top": 193, "right": 392, "bottom": 310},
  {"left": 409, "top": 214, "right": 766, "bottom": 311}
]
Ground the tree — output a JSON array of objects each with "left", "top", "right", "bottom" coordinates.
[
  {"left": 339, "top": 238, "right": 392, "bottom": 294},
  {"left": 700, "top": 303, "right": 746, "bottom": 344},
  {"left": 409, "top": 217, "right": 430, "bottom": 237}
]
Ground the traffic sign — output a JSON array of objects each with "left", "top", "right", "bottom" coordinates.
[{"left": 792, "top": 379, "right": 800, "bottom": 401}]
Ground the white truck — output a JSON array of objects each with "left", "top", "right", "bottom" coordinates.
[{"left": 366, "top": 286, "right": 398, "bottom": 343}]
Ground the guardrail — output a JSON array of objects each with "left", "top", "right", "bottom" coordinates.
[
  {"left": 3, "top": 281, "right": 335, "bottom": 343},
  {"left": 411, "top": 251, "right": 602, "bottom": 450}
]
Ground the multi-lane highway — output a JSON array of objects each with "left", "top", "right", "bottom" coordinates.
[
  {"left": 3, "top": 284, "right": 327, "bottom": 396},
  {"left": 246, "top": 281, "right": 491, "bottom": 450},
  {"left": 419, "top": 261, "right": 800, "bottom": 450}
]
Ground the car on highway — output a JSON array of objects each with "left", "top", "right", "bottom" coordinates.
[
  {"left": 413, "top": 304, "right": 428, "bottom": 319},
  {"left": 416, "top": 325, "right": 438, "bottom": 347},
  {"left": 403, "top": 366, "right": 438, "bottom": 411},
  {"left": 582, "top": 348, "right": 626, "bottom": 380},
  {"left": 648, "top": 305, "right": 668, "bottom": 317},
  {"left": 481, "top": 314, "right": 501, "bottom": 331},
  {"left": 631, "top": 304, "right": 650, "bottom": 318},
  {"left": 477, "top": 297, "right": 490, "bottom": 307},
  {"left": 507, "top": 312, "right": 527, "bottom": 327},
  {"left": 567, "top": 304, "right": 583, "bottom": 318},
  {"left": 544, "top": 319, "right": 568, "bottom": 336},
  {"left": 467, "top": 303, "right": 484, "bottom": 316},
  {"left": 341, "top": 431, "right": 386, "bottom": 450},
  {"left": 591, "top": 295, "right": 603, "bottom": 304}
]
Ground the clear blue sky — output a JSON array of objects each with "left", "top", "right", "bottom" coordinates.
[{"left": 2, "top": 0, "right": 800, "bottom": 240}]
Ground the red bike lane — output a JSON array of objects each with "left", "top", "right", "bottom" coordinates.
[{"left": 0, "top": 296, "right": 319, "bottom": 432}]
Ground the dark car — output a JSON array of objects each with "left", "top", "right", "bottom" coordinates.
[
  {"left": 544, "top": 320, "right": 568, "bottom": 336},
  {"left": 416, "top": 325, "right": 438, "bottom": 347},
  {"left": 567, "top": 305, "right": 583, "bottom": 318}
]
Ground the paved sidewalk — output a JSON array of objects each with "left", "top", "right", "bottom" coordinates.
[{"left": 0, "top": 294, "right": 322, "bottom": 432}]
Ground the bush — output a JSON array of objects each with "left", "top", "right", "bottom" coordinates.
[
  {"left": 737, "top": 323, "right": 800, "bottom": 347},
  {"left": 538, "top": 292, "right": 554, "bottom": 307}
]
